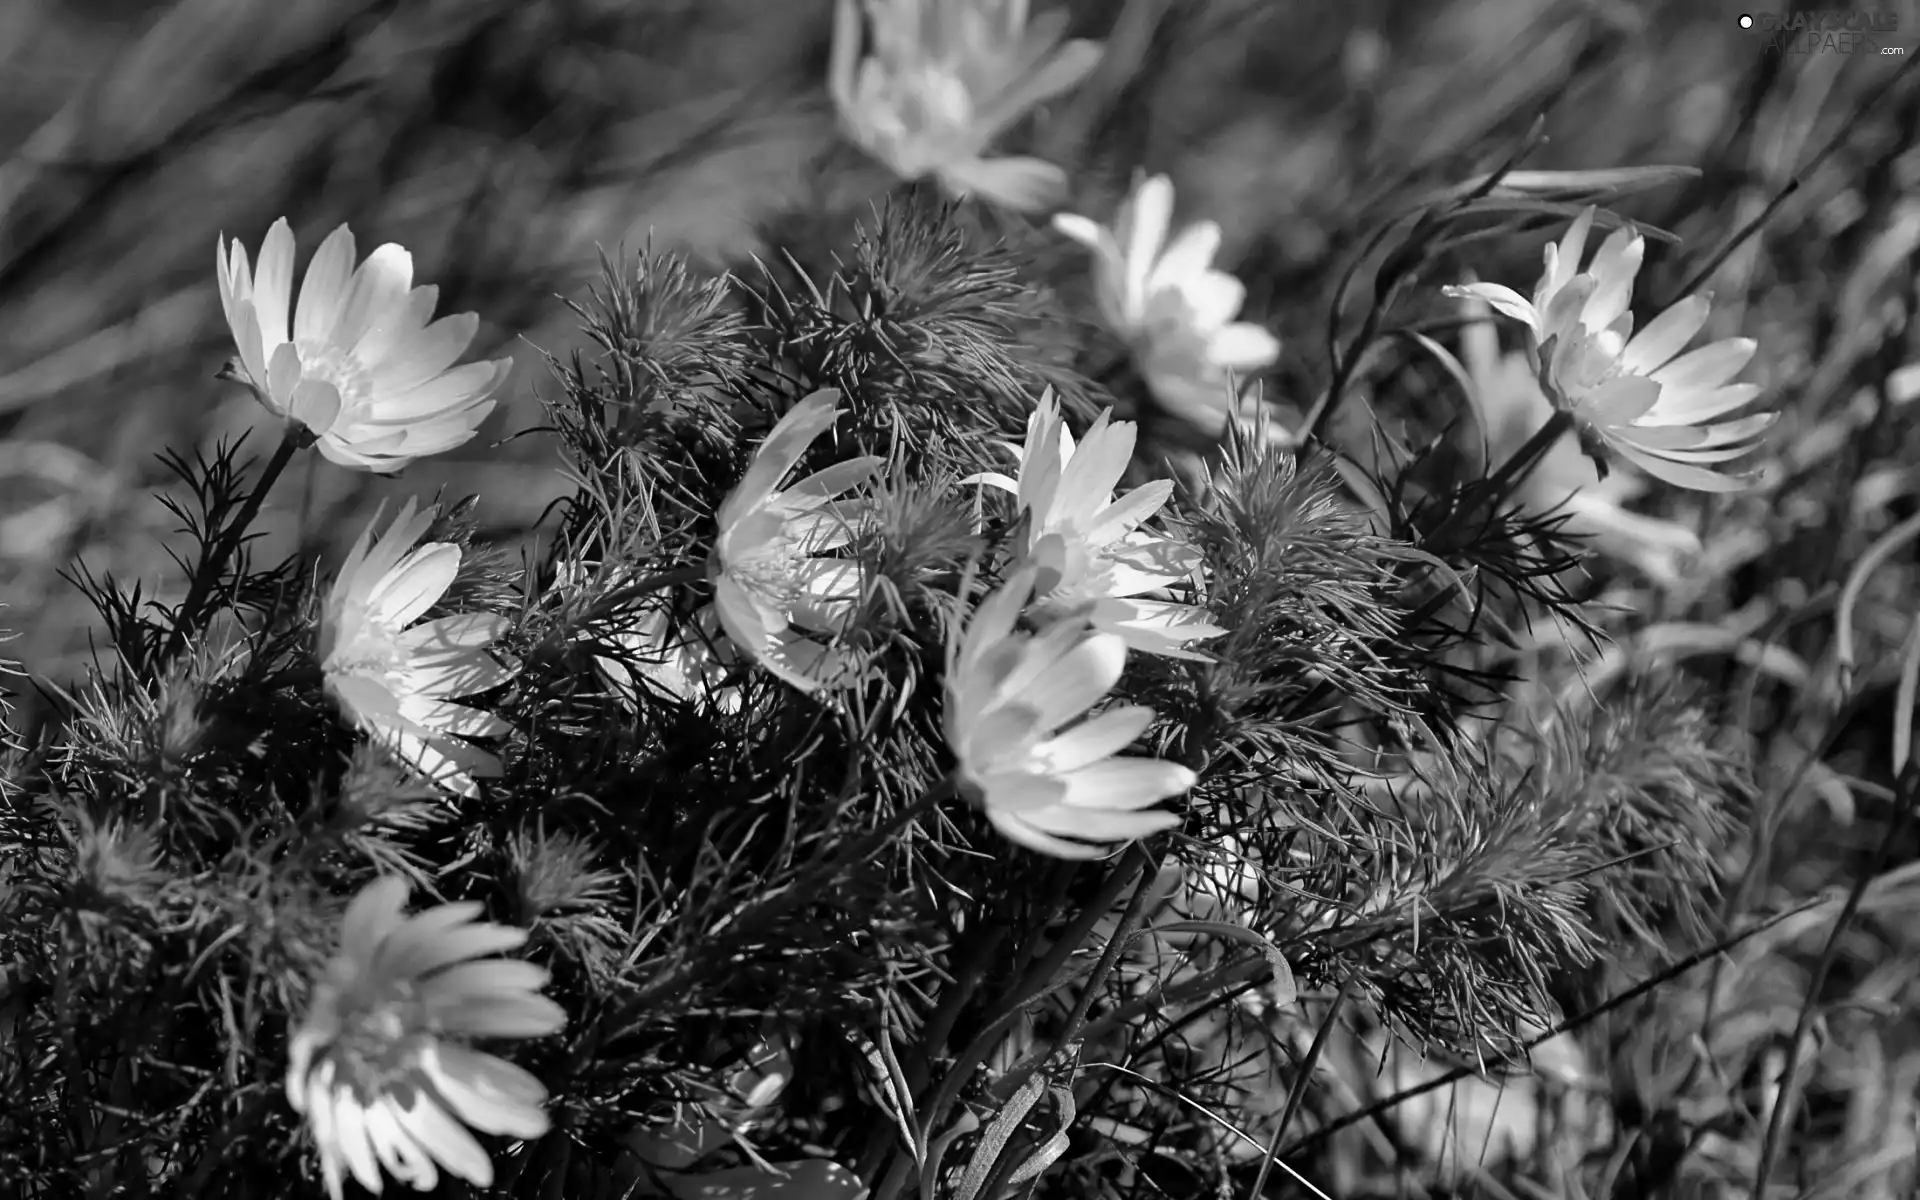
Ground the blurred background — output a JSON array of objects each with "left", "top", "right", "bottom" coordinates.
[
  {"left": 6, "top": 3, "right": 1920, "bottom": 1193},
  {"left": 0, "top": 0, "right": 1797, "bottom": 687}
]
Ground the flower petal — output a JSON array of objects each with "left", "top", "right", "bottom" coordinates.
[
  {"left": 938, "top": 155, "right": 1070, "bottom": 212},
  {"left": 388, "top": 1081, "right": 494, "bottom": 1187},
  {"left": 1057, "top": 757, "right": 1195, "bottom": 810},
  {"left": 420, "top": 1043, "right": 552, "bottom": 1140},
  {"left": 1649, "top": 337, "right": 1756, "bottom": 393},
  {"left": 1033, "top": 705, "right": 1152, "bottom": 773},
  {"left": 295, "top": 224, "right": 358, "bottom": 346},
  {"left": 1444, "top": 283, "right": 1539, "bottom": 331},
  {"left": 1619, "top": 294, "right": 1710, "bottom": 375},
  {"left": 251, "top": 218, "right": 297, "bottom": 350}
]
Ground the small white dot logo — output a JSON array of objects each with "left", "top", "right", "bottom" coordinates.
[{"left": 1738, "top": 12, "right": 1754, "bottom": 27}]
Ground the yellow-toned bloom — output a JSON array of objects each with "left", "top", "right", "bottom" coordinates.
[
  {"left": 554, "top": 561, "right": 743, "bottom": 715},
  {"left": 943, "top": 566, "right": 1190, "bottom": 859},
  {"left": 829, "top": 0, "right": 1101, "bottom": 211},
  {"left": 709, "top": 390, "right": 883, "bottom": 694},
  {"left": 217, "top": 219, "right": 510, "bottom": 472},
  {"left": 1458, "top": 296, "right": 1702, "bottom": 586},
  {"left": 1447, "top": 207, "right": 1772, "bottom": 492},
  {"left": 322, "top": 500, "right": 519, "bottom": 798},
  {"left": 965, "top": 392, "right": 1224, "bottom": 658},
  {"left": 287, "top": 876, "right": 565, "bottom": 1199},
  {"left": 1053, "top": 174, "right": 1281, "bottom": 439}
]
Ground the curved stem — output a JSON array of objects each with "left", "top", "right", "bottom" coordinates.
[{"left": 1835, "top": 511, "right": 1920, "bottom": 697}]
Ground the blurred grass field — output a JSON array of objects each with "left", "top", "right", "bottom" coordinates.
[{"left": 4, "top": 0, "right": 1919, "bottom": 1195}]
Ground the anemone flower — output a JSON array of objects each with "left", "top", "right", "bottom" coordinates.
[
  {"left": 829, "top": 0, "right": 1101, "bottom": 210},
  {"left": 1053, "top": 174, "right": 1280, "bottom": 439},
  {"left": 965, "top": 392, "right": 1225, "bottom": 658},
  {"left": 322, "top": 500, "right": 519, "bottom": 798},
  {"left": 554, "top": 561, "right": 743, "bottom": 715},
  {"left": 1446, "top": 207, "right": 1772, "bottom": 492},
  {"left": 286, "top": 876, "right": 566, "bottom": 1199},
  {"left": 943, "top": 566, "right": 1191, "bottom": 859},
  {"left": 218, "top": 219, "right": 510, "bottom": 472},
  {"left": 709, "top": 390, "right": 883, "bottom": 694},
  {"left": 1458, "top": 294, "right": 1703, "bottom": 586}
]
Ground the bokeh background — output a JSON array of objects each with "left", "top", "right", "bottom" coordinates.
[
  {"left": 0, "top": 0, "right": 1786, "bottom": 685},
  {"left": 5, "top": 0, "right": 1920, "bottom": 1195}
]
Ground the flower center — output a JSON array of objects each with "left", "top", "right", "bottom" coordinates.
[
  {"left": 326, "top": 980, "right": 440, "bottom": 1095},
  {"left": 729, "top": 536, "right": 804, "bottom": 610},
  {"left": 323, "top": 606, "right": 409, "bottom": 685},
  {"left": 1028, "top": 531, "right": 1116, "bottom": 621},
  {"left": 868, "top": 67, "right": 977, "bottom": 171},
  {"left": 1553, "top": 328, "right": 1631, "bottom": 394},
  {"left": 294, "top": 337, "right": 373, "bottom": 419}
]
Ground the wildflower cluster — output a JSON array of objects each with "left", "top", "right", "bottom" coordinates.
[{"left": 0, "top": 5, "right": 1780, "bottom": 1199}]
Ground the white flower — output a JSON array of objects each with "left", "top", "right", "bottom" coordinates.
[
  {"left": 287, "top": 876, "right": 566, "bottom": 1199},
  {"left": 1447, "top": 207, "right": 1773, "bottom": 492},
  {"left": 965, "top": 392, "right": 1225, "bottom": 658},
  {"left": 829, "top": 0, "right": 1101, "bottom": 211},
  {"left": 1053, "top": 174, "right": 1281, "bottom": 439},
  {"left": 322, "top": 500, "right": 519, "bottom": 798},
  {"left": 1458, "top": 295, "right": 1702, "bottom": 587},
  {"left": 709, "top": 390, "right": 883, "bottom": 694},
  {"left": 554, "top": 561, "right": 743, "bottom": 715},
  {"left": 943, "top": 566, "right": 1191, "bottom": 859},
  {"left": 217, "top": 219, "right": 510, "bottom": 472}
]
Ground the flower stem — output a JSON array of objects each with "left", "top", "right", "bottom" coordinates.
[
  {"left": 527, "top": 564, "right": 711, "bottom": 666},
  {"left": 1422, "top": 406, "right": 1574, "bottom": 553},
  {"left": 913, "top": 848, "right": 1151, "bottom": 1133},
  {"left": 986, "top": 846, "right": 1165, "bottom": 1104},
  {"left": 155, "top": 427, "right": 302, "bottom": 675}
]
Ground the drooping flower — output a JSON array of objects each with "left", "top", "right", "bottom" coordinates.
[
  {"left": 1458, "top": 294, "right": 1702, "bottom": 587},
  {"left": 1446, "top": 207, "right": 1773, "bottom": 492},
  {"left": 321, "top": 500, "right": 519, "bottom": 798},
  {"left": 709, "top": 391, "right": 883, "bottom": 694},
  {"left": 553, "top": 561, "right": 743, "bottom": 715},
  {"left": 943, "top": 566, "right": 1191, "bottom": 859},
  {"left": 217, "top": 219, "right": 510, "bottom": 472},
  {"left": 828, "top": 0, "right": 1102, "bottom": 211},
  {"left": 1053, "top": 174, "right": 1281, "bottom": 440},
  {"left": 286, "top": 876, "right": 566, "bottom": 1199},
  {"left": 964, "top": 392, "right": 1225, "bottom": 658}
]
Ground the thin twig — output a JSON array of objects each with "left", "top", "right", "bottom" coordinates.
[
  {"left": 1661, "top": 48, "right": 1919, "bottom": 308},
  {"left": 154, "top": 426, "right": 302, "bottom": 675},
  {"left": 1750, "top": 758, "right": 1920, "bottom": 1199},
  {"left": 1278, "top": 895, "right": 1830, "bottom": 1158},
  {"left": 1250, "top": 974, "right": 1355, "bottom": 1199}
]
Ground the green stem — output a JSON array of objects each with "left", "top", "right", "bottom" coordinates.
[
  {"left": 1277, "top": 894, "right": 1829, "bottom": 1160},
  {"left": 987, "top": 848, "right": 1165, "bottom": 1104},
  {"left": 527, "top": 564, "right": 710, "bottom": 666},
  {"left": 156, "top": 427, "right": 302, "bottom": 674},
  {"left": 1421, "top": 406, "right": 1574, "bottom": 554},
  {"left": 576, "top": 776, "right": 955, "bottom": 1080},
  {"left": 1249, "top": 975, "right": 1354, "bottom": 1199},
  {"left": 859, "top": 861, "right": 1076, "bottom": 1192},
  {"left": 1750, "top": 758, "right": 1920, "bottom": 1200},
  {"left": 908, "top": 848, "right": 1151, "bottom": 1161}
]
